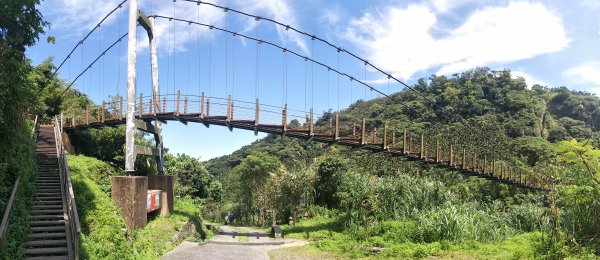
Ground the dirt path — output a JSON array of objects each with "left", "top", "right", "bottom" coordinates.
[{"left": 161, "top": 225, "right": 307, "bottom": 260}]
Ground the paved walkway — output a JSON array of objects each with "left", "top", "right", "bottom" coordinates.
[{"left": 161, "top": 225, "right": 307, "bottom": 260}]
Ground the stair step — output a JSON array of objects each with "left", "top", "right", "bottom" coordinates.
[
  {"left": 30, "top": 215, "right": 64, "bottom": 220},
  {"left": 31, "top": 209, "right": 64, "bottom": 214},
  {"left": 24, "top": 247, "right": 68, "bottom": 255},
  {"left": 30, "top": 220, "right": 66, "bottom": 226},
  {"left": 32, "top": 204, "right": 63, "bottom": 209},
  {"left": 30, "top": 226, "right": 65, "bottom": 232},
  {"left": 36, "top": 193, "right": 61, "bottom": 196},
  {"left": 27, "top": 232, "right": 66, "bottom": 239},
  {"left": 25, "top": 239, "right": 67, "bottom": 247},
  {"left": 32, "top": 200, "right": 62, "bottom": 204},
  {"left": 25, "top": 256, "right": 69, "bottom": 260}
]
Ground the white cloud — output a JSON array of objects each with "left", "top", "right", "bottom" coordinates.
[
  {"left": 343, "top": 2, "right": 570, "bottom": 80},
  {"left": 511, "top": 70, "right": 549, "bottom": 88},
  {"left": 232, "top": 0, "right": 308, "bottom": 54},
  {"left": 430, "top": 0, "right": 481, "bottom": 13},
  {"left": 564, "top": 62, "right": 600, "bottom": 94},
  {"left": 41, "top": 0, "right": 123, "bottom": 35},
  {"left": 138, "top": 1, "right": 225, "bottom": 54},
  {"left": 319, "top": 5, "right": 341, "bottom": 26}
]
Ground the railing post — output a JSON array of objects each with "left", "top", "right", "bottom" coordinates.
[
  {"left": 483, "top": 156, "right": 487, "bottom": 174},
  {"left": 449, "top": 144, "right": 454, "bottom": 166},
  {"left": 334, "top": 113, "right": 339, "bottom": 140},
  {"left": 183, "top": 96, "right": 188, "bottom": 115},
  {"left": 162, "top": 97, "right": 166, "bottom": 113},
  {"left": 226, "top": 95, "right": 232, "bottom": 122},
  {"left": 392, "top": 131, "right": 396, "bottom": 147},
  {"left": 461, "top": 148, "right": 466, "bottom": 170},
  {"left": 361, "top": 118, "right": 366, "bottom": 145},
  {"left": 382, "top": 122, "right": 388, "bottom": 149},
  {"left": 119, "top": 96, "right": 123, "bottom": 121},
  {"left": 102, "top": 101, "right": 105, "bottom": 123},
  {"left": 435, "top": 140, "right": 440, "bottom": 162},
  {"left": 200, "top": 92, "right": 205, "bottom": 118},
  {"left": 139, "top": 93, "right": 143, "bottom": 116},
  {"left": 175, "top": 90, "right": 180, "bottom": 116},
  {"left": 419, "top": 134, "right": 425, "bottom": 159},
  {"left": 282, "top": 104, "right": 287, "bottom": 132},
  {"left": 402, "top": 129, "right": 407, "bottom": 154},
  {"left": 72, "top": 111, "right": 76, "bottom": 127},
  {"left": 85, "top": 105, "right": 89, "bottom": 125},
  {"left": 254, "top": 98, "right": 259, "bottom": 135},
  {"left": 352, "top": 122, "right": 356, "bottom": 138},
  {"left": 206, "top": 98, "right": 210, "bottom": 117},
  {"left": 309, "top": 108, "right": 314, "bottom": 136},
  {"left": 472, "top": 153, "right": 477, "bottom": 172}
]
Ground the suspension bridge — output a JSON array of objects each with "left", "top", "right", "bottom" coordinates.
[{"left": 6, "top": 0, "right": 550, "bottom": 258}]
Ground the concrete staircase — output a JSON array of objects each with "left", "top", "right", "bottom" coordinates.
[{"left": 25, "top": 125, "right": 69, "bottom": 259}]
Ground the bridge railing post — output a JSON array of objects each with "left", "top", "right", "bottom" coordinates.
[
  {"left": 309, "top": 108, "right": 314, "bottom": 137},
  {"left": 226, "top": 95, "right": 232, "bottom": 122},
  {"left": 184, "top": 96, "right": 188, "bottom": 115},
  {"left": 472, "top": 153, "right": 477, "bottom": 172},
  {"left": 449, "top": 144, "right": 454, "bottom": 166},
  {"left": 175, "top": 90, "right": 180, "bottom": 116},
  {"left": 419, "top": 134, "right": 425, "bottom": 159},
  {"left": 200, "top": 92, "right": 205, "bottom": 119},
  {"left": 102, "top": 101, "right": 105, "bottom": 123},
  {"left": 85, "top": 105, "right": 89, "bottom": 125},
  {"left": 119, "top": 96, "right": 123, "bottom": 121},
  {"left": 162, "top": 97, "right": 166, "bottom": 114},
  {"left": 254, "top": 98, "right": 259, "bottom": 135},
  {"left": 382, "top": 122, "right": 388, "bottom": 149},
  {"left": 402, "top": 129, "right": 407, "bottom": 154},
  {"left": 462, "top": 148, "right": 466, "bottom": 170},
  {"left": 483, "top": 156, "right": 487, "bottom": 174},
  {"left": 360, "top": 118, "right": 366, "bottom": 145},
  {"left": 139, "top": 93, "right": 143, "bottom": 117},
  {"left": 282, "top": 104, "right": 287, "bottom": 132},
  {"left": 334, "top": 113, "right": 339, "bottom": 140},
  {"left": 435, "top": 140, "right": 439, "bottom": 162}
]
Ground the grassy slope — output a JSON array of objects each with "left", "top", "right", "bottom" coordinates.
[
  {"left": 276, "top": 215, "right": 541, "bottom": 259},
  {"left": 68, "top": 155, "right": 208, "bottom": 259}
]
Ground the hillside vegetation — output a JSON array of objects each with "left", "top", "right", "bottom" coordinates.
[{"left": 206, "top": 68, "right": 600, "bottom": 258}]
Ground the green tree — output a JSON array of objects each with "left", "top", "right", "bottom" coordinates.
[{"left": 315, "top": 156, "right": 348, "bottom": 208}]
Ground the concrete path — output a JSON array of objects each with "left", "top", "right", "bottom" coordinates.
[{"left": 161, "top": 225, "right": 308, "bottom": 260}]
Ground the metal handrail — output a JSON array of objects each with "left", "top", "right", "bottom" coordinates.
[
  {"left": 53, "top": 117, "right": 81, "bottom": 259},
  {"left": 0, "top": 115, "right": 37, "bottom": 245}
]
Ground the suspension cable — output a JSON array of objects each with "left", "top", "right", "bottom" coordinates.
[
  {"left": 197, "top": 3, "right": 201, "bottom": 95},
  {"left": 225, "top": 8, "right": 228, "bottom": 96},
  {"left": 255, "top": 17, "right": 260, "bottom": 100},
  {"left": 172, "top": 2, "right": 176, "bottom": 95},
  {"left": 187, "top": 22, "right": 191, "bottom": 95},
  {"left": 60, "top": 33, "right": 129, "bottom": 97},
  {"left": 176, "top": 1, "right": 479, "bottom": 132},
  {"left": 49, "top": 0, "right": 127, "bottom": 81}
]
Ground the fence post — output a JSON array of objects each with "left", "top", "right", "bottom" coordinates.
[
  {"left": 226, "top": 95, "right": 231, "bottom": 122},
  {"left": 335, "top": 113, "right": 339, "bottom": 140},
  {"left": 402, "top": 129, "right": 407, "bottom": 154},
  {"left": 254, "top": 98, "right": 259, "bottom": 135},
  {"left": 382, "top": 122, "right": 388, "bottom": 149},
  {"left": 85, "top": 106, "right": 89, "bottom": 125},
  {"left": 419, "top": 134, "right": 425, "bottom": 159},
  {"left": 449, "top": 144, "right": 454, "bottom": 166},
  {"left": 309, "top": 108, "right": 314, "bottom": 136},
  {"left": 175, "top": 90, "right": 180, "bottom": 116},
  {"left": 139, "top": 93, "right": 143, "bottom": 116},
  {"left": 462, "top": 148, "right": 466, "bottom": 170},
  {"left": 282, "top": 104, "right": 287, "bottom": 132},
  {"left": 200, "top": 92, "right": 205, "bottom": 118},
  {"left": 361, "top": 118, "right": 366, "bottom": 145},
  {"left": 102, "top": 101, "right": 105, "bottom": 123}
]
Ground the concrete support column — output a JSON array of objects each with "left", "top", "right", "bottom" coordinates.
[{"left": 111, "top": 176, "right": 147, "bottom": 230}]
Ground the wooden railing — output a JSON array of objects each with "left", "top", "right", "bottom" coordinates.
[
  {"left": 53, "top": 117, "right": 81, "bottom": 259},
  {"left": 0, "top": 116, "right": 38, "bottom": 245}
]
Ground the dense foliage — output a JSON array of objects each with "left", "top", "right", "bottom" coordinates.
[{"left": 205, "top": 68, "right": 600, "bottom": 258}]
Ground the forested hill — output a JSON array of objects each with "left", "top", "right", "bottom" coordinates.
[{"left": 206, "top": 67, "right": 600, "bottom": 178}]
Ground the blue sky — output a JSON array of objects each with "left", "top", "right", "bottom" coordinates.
[{"left": 26, "top": 0, "right": 600, "bottom": 161}]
